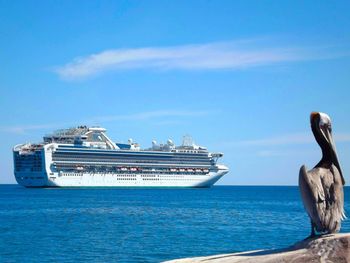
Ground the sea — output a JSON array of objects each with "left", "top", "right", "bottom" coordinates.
[{"left": 0, "top": 185, "right": 349, "bottom": 263}]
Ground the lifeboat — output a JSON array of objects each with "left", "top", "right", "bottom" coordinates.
[{"left": 121, "top": 167, "right": 128, "bottom": 171}]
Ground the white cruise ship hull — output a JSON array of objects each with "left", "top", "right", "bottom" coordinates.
[{"left": 14, "top": 166, "right": 228, "bottom": 188}]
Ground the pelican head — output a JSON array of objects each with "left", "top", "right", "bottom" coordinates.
[{"left": 310, "top": 112, "right": 345, "bottom": 185}]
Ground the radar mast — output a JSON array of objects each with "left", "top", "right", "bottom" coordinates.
[{"left": 182, "top": 135, "right": 194, "bottom": 147}]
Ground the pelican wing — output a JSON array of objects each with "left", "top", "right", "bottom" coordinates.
[
  {"left": 330, "top": 164, "right": 346, "bottom": 221},
  {"left": 299, "top": 165, "right": 344, "bottom": 233},
  {"left": 299, "top": 165, "right": 325, "bottom": 231}
]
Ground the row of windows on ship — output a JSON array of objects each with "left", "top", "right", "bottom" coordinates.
[
  {"left": 54, "top": 166, "right": 210, "bottom": 174},
  {"left": 57, "top": 173, "right": 202, "bottom": 181},
  {"left": 53, "top": 156, "right": 215, "bottom": 163}
]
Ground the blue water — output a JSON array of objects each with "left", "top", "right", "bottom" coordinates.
[{"left": 0, "top": 185, "right": 349, "bottom": 262}]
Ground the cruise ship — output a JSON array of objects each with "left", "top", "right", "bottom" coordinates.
[{"left": 13, "top": 126, "right": 229, "bottom": 188}]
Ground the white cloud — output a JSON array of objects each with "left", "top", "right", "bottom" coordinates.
[
  {"left": 0, "top": 110, "right": 213, "bottom": 134},
  {"left": 335, "top": 133, "right": 350, "bottom": 142},
  {"left": 238, "top": 132, "right": 350, "bottom": 146},
  {"left": 214, "top": 132, "right": 350, "bottom": 152},
  {"left": 239, "top": 133, "right": 313, "bottom": 146},
  {"left": 53, "top": 39, "right": 342, "bottom": 80},
  {"left": 0, "top": 124, "right": 61, "bottom": 135},
  {"left": 256, "top": 149, "right": 318, "bottom": 158},
  {"left": 87, "top": 110, "right": 214, "bottom": 123}
]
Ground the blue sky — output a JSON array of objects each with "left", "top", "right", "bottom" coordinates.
[{"left": 1, "top": 0, "right": 350, "bottom": 185}]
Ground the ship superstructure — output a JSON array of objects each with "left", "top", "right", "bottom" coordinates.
[{"left": 13, "top": 126, "right": 229, "bottom": 187}]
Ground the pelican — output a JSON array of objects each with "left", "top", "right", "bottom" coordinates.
[{"left": 299, "top": 112, "right": 345, "bottom": 238}]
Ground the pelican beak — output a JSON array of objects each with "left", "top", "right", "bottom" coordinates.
[{"left": 322, "top": 125, "right": 345, "bottom": 185}]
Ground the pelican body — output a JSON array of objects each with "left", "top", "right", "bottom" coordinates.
[{"left": 299, "top": 112, "right": 345, "bottom": 237}]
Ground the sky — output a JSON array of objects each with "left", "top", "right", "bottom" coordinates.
[{"left": 1, "top": 0, "right": 350, "bottom": 185}]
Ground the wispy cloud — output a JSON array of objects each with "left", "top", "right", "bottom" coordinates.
[
  {"left": 335, "top": 133, "right": 350, "bottom": 142},
  {"left": 53, "top": 39, "right": 345, "bottom": 80},
  {"left": 0, "top": 110, "right": 213, "bottom": 134},
  {"left": 87, "top": 110, "right": 214, "bottom": 123},
  {"left": 256, "top": 149, "right": 318, "bottom": 158},
  {"left": 0, "top": 124, "right": 61, "bottom": 135},
  {"left": 238, "top": 132, "right": 350, "bottom": 146},
  {"left": 238, "top": 133, "right": 313, "bottom": 146},
  {"left": 213, "top": 132, "right": 350, "bottom": 152}
]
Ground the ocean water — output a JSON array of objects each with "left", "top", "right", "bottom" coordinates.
[{"left": 0, "top": 185, "right": 349, "bottom": 263}]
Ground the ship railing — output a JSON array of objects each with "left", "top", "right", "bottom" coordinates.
[{"left": 52, "top": 160, "right": 211, "bottom": 167}]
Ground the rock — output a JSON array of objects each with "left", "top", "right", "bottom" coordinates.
[{"left": 164, "top": 233, "right": 350, "bottom": 263}]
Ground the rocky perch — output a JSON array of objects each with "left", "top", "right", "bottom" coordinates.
[{"left": 165, "top": 233, "right": 350, "bottom": 263}]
